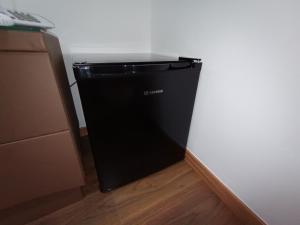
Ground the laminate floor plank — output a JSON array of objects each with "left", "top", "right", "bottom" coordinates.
[{"left": 26, "top": 137, "right": 243, "bottom": 225}]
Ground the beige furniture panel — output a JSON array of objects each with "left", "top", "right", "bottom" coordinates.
[
  {"left": 0, "top": 30, "right": 46, "bottom": 52},
  {"left": 0, "top": 30, "right": 84, "bottom": 212},
  {"left": 0, "top": 52, "right": 69, "bottom": 144},
  {"left": 0, "top": 131, "right": 84, "bottom": 210}
]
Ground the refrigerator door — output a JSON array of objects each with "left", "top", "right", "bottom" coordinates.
[{"left": 74, "top": 59, "right": 201, "bottom": 192}]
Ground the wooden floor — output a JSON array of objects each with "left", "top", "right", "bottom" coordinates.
[{"left": 26, "top": 137, "right": 243, "bottom": 225}]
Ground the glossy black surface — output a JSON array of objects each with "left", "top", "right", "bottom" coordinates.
[
  {"left": 74, "top": 55, "right": 202, "bottom": 192},
  {"left": 73, "top": 53, "right": 178, "bottom": 64}
]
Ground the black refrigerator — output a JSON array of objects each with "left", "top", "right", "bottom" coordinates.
[{"left": 73, "top": 54, "right": 202, "bottom": 192}]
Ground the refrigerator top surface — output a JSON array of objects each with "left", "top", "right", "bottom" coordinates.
[{"left": 72, "top": 53, "right": 179, "bottom": 65}]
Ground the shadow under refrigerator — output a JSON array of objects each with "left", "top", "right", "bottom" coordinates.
[{"left": 73, "top": 54, "right": 202, "bottom": 192}]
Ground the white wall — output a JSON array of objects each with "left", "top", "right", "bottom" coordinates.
[
  {"left": 0, "top": 0, "right": 151, "bottom": 127},
  {"left": 152, "top": 1, "right": 300, "bottom": 225}
]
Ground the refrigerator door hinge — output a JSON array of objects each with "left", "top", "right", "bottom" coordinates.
[{"left": 179, "top": 57, "right": 201, "bottom": 64}]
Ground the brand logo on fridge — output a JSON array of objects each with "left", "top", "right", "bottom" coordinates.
[{"left": 144, "top": 89, "right": 164, "bottom": 96}]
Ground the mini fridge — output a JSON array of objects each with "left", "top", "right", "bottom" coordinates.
[{"left": 73, "top": 54, "right": 202, "bottom": 192}]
